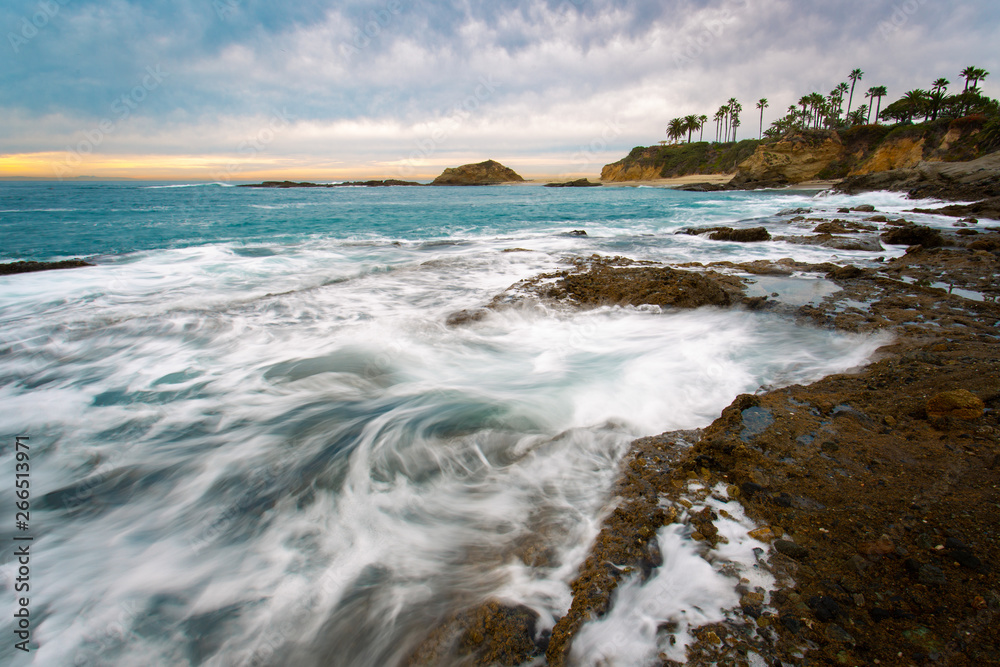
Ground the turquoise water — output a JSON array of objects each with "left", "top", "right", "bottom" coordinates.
[{"left": 0, "top": 182, "right": 918, "bottom": 666}]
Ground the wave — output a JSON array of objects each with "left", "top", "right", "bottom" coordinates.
[{"left": 141, "top": 182, "right": 237, "bottom": 189}]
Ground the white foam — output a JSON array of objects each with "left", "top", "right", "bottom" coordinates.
[{"left": 571, "top": 484, "right": 777, "bottom": 666}]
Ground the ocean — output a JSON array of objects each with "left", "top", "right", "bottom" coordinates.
[{"left": 0, "top": 181, "right": 945, "bottom": 666}]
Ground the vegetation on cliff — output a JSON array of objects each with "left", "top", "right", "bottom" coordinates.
[
  {"left": 612, "top": 65, "right": 997, "bottom": 184},
  {"left": 601, "top": 140, "right": 761, "bottom": 181}
]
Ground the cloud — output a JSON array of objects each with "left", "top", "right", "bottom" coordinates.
[{"left": 2, "top": 0, "right": 998, "bottom": 177}]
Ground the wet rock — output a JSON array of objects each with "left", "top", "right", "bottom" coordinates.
[
  {"left": 774, "top": 539, "right": 809, "bottom": 561},
  {"left": 775, "top": 234, "right": 884, "bottom": 252},
  {"left": 446, "top": 309, "right": 490, "bottom": 326},
  {"left": 779, "top": 615, "right": 802, "bottom": 633},
  {"left": 825, "top": 624, "right": 856, "bottom": 645},
  {"left": 682, "top": 226, "right": 771, "bottom": 242},
  {"left": 926, "top": 389, "right": 985, "bottom": 419},
  {"left": 0, "top": 259, "right": 93, "bottom": 275},
  {"left": 778, "top": 207, "right": 812, "bottom": 216},
  {"left": 565, "top": 229, "right": 588, "bottom": 236},
  {"left": 749, "top": 527, "right": 776, "bottom": 543},
  {"left": 709, "top": 226, "right": 771, "bottom": 242},
  {"left": 535, "top": 261, "right": 745, "bottom": 309},
  {"left": 827, "top": 265, "right": 868, "bottom": 280},
  {"left": 858, "top": 536, "right": 895, "bottom": 556},
  {"left": 407, "top": 600, "right": 544, "bottom": 666},
  {"left": 807, "top": 595, "right": 841, "bottom": 621},
  {"left": 905, "top": 559, "right": 947, "bottom": 585},
  {"left": 741, "top": 481, "right": 764, "bottom": 497},
  {"left": 850, "top": 204, "right": 876, "bottom": 212},
  {"left": 881, "top": 225, "right": 944, "bottom": 248},
  {"left": 813, "top": 221, "right": 850, "bottom": 234}
]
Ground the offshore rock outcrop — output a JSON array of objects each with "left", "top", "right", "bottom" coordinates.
[
  {"left": 431, "top": 160, "right": 525, "bottom": 186},
  {"left": 0, "top": 259, "right": 93, "bottom": 275}
]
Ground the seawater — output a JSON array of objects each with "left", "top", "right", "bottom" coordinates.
[{"left": 0, "top": 183, "right": 930, "bottom": 666}]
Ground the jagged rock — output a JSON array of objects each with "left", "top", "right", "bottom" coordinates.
[
  {"left": 431, "top": 160, "right": 525, "bottom": 186},
  {"left": 881, "top": 225, "right": 943, "bottom": 248}
]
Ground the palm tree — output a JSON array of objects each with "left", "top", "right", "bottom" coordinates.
[
  {"left": 865, "top": 87, "right": 878, "bottom": 123},
  {"left": 847, "top": 106, "right": 868, "bottom": 126},
  {"left": 846, "top": 68, "right": 863, "bottom": 116},
  {"left": 667, "top": 118, "right": 685, "bottom": 144},
  {"left": 683, "top": 114, "right": 699, "bottom": 143},
  {"left": 698, "top": 114, "right": 708, "bottom": 141},
  {"left": 973, "top": 68, "right": 989, "bottom": 89},
  {"left": 729, "top": 101, "right": 742, "bottom": 142},
  {"left": 713, "top": 108, "right": 725, "bottom": 143},
  {"left": 902, "top": 89, "right": 929, "bottom": 122},
  {"left": 835, "top": 82, "right": 850, "bottom": 117},
  {"left": 870, "top": 85, "right": 888, "bottom": 124},
  {"left": 756, "top": 98, "right": 768, "bottom": 139},
  {"left": 961, "top": 66, "right": 977, "bottom": 92},
  {"left": 725, "top": 98, "right": 739, "bottom": 142}
]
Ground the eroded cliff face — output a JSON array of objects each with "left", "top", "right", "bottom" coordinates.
[
  {"left": 600, "top": 162, "right": 663, "bottom": 181},
  {"left": 849, "top": 136, "right": 926, "bottom": 175},
  {"left": 730, "top": 131, "right": 845, "bottom": 186}
]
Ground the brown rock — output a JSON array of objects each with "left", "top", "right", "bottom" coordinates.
[
  {"left": 926, "top": 389, "right": 985, "bottom": 420},
  {"left": 431, "top": 160, "right": 525, "bottom": 186}
]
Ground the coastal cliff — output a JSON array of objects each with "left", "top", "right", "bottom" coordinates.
[{"left": 605, "top": 116, "right": 994, "bottom": 188}]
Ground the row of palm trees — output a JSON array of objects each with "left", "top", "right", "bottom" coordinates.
[
  {"left": 665, "top": 65, "right": 993, "bottom": 144},
  {"left": 665, "top": 98, "right": 744, "bottom": 144}
]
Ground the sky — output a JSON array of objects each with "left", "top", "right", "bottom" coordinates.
[{"left": 1, "top": 0, "right": 998, "bottom": 181}]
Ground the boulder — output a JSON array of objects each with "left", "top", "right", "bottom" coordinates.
[
  {"left": 431, "top": 160, "right": 525, "bottom": 186},
  {"left": 926, "top": 390, "right": 985, "bottom": 420},
  {"left": 881, "top": 225, "right": 943, "bottom": 248}
]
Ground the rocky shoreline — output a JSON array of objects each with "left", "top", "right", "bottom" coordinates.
[{"left": 413, "top": 209, "right": 1000, "bottom": 666}]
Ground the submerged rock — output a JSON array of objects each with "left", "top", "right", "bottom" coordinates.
[{"left": 407, "top": 600, "right": 545, "bottom": 666}]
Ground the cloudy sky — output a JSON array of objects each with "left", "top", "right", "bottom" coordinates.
[{"left": 2, "top": 0, "right": 998, "bottom": 180}]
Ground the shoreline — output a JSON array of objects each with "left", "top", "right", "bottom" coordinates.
[{"left": 408, "top": 208, "right": 1000, "bottom": 666}]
